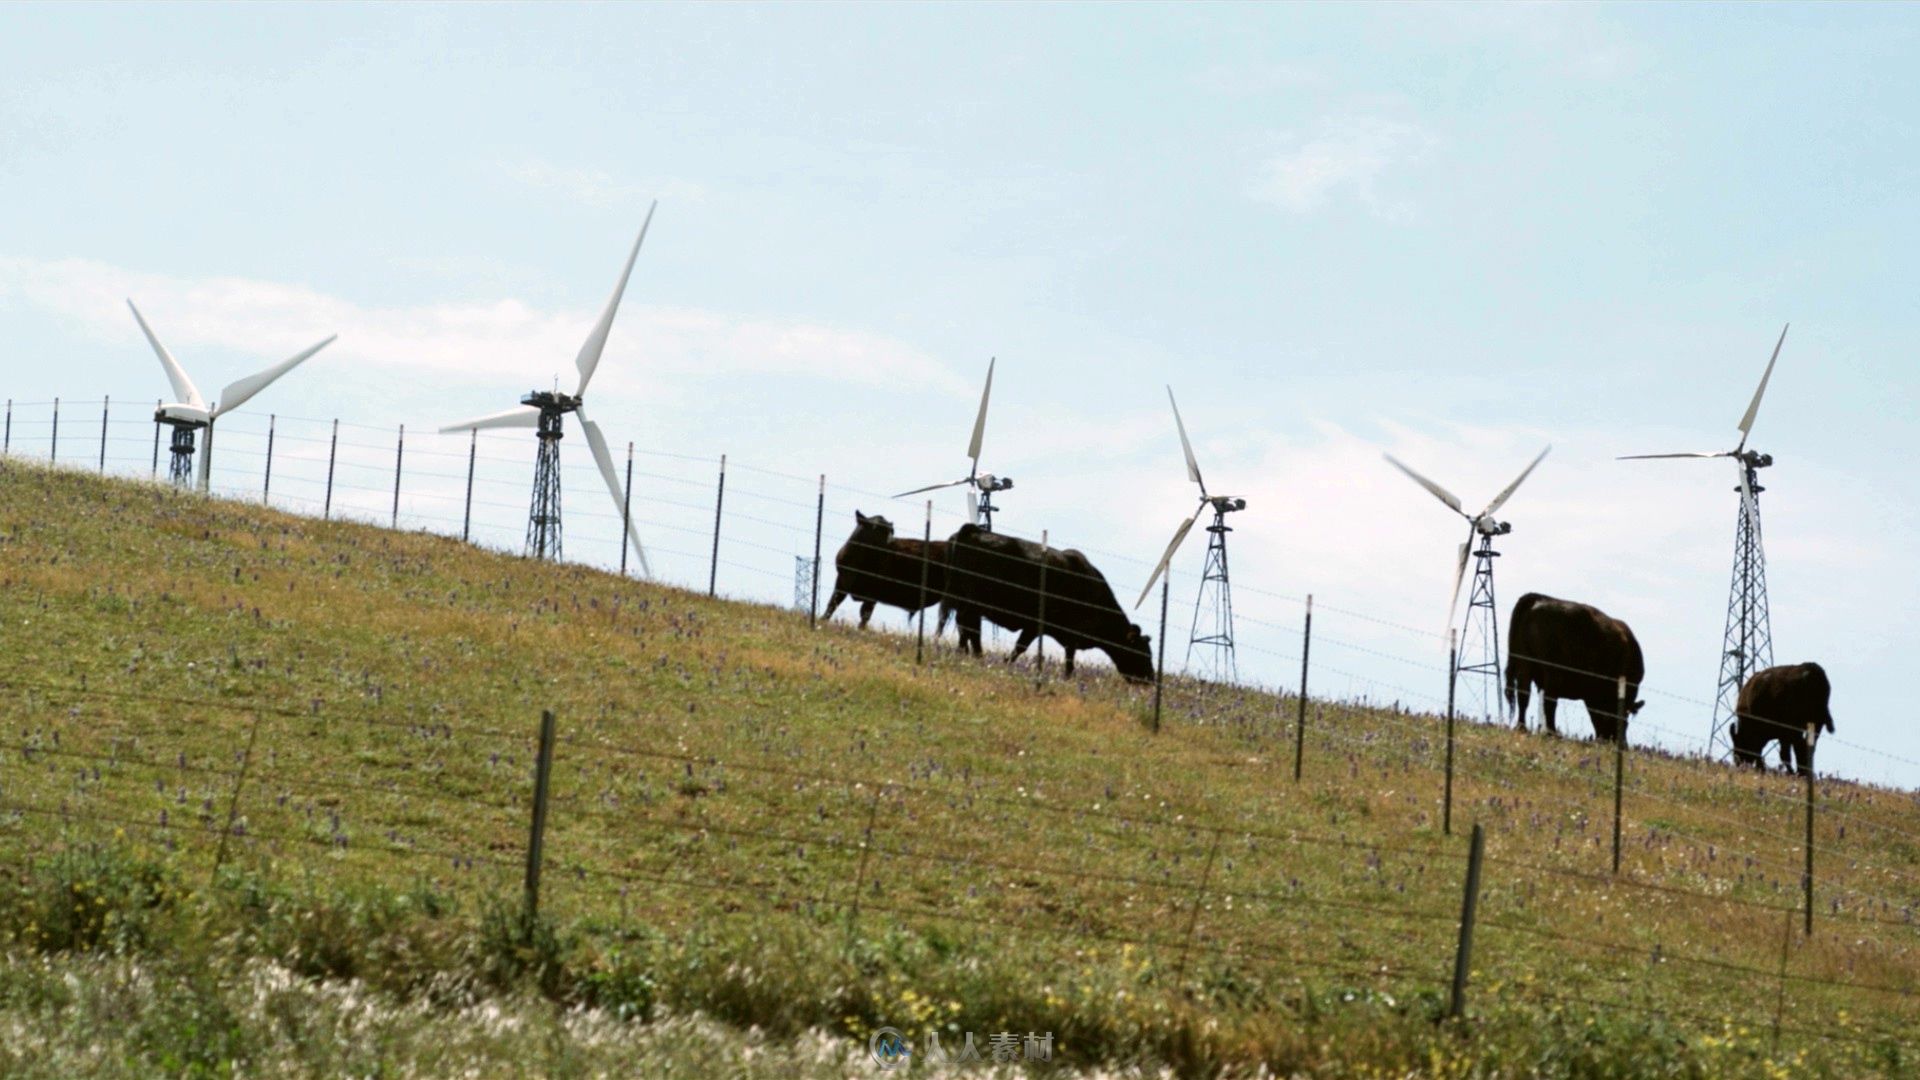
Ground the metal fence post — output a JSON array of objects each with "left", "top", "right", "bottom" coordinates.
[
  {"left": 390, "top": 424, "right": 404, "bottom": 528},
  {"left": 324, "top": 420, "right": 338, "bottom": 520},
  {"left": 708, "top": 454, "right": 726, "bottom": 597},
  {"left": 1444, "top": 629, "right": 1458, "bottom": 837},
  {"left": 1034, "top": 529, "right": 1049, "bottom": 685},
  {"left": 50, "top": 397, "right": 58, "bottom": 462},
  {"left": 1152, "top": 575, "right": 1169, "bottom": 734},
  {"left": 809, "top": 475, "right": 824, "bottom": 628},
  {"left": 619, "top": 442, "right": 634, "bottom": 574},
  {"left": 524, "top": 709, "right": 557, "bottom": 922},
  {"left": 461, "top": 428, "right": 478, "bottom": 541},
  {"left": 98, "top": 396, "right": 109, "bottom": 472},
  {"left": 915, "top": 499, "right": 931, "bottom": 664},
  {"left": 263, "top": 414, "right": 275, "bottom": 503},
  {"left": 1294, "top": 595, "right": 1313, "bottom": 783},
  {"left": 1612, "top": 675, "right": 1627, "bottom": 875},
  {"left": 151, "top": 400, "right": 162, "bottom": 477},
  {"left": 1804, "top": 736, "right": 1815, "bottom": 936},
  {"left": 4, "top": 398, "right": 11, "bottom": 454},
  {"left": 1447, "top": 823, "right": 1486, "bottom": 1020}
]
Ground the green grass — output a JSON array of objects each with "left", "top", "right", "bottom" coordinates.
[{"left": 2, "top": 458, "right": 1918, "bottom": 1077}]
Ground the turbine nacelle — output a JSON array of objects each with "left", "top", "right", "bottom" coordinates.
[
  {"left": 155, "top": 403, "right": 212, "bottom": 427},
  {"left": 1473, "top": 516, "right": 1512, "bottom": 538},
  {"left": 974, "top": 474, "right": 1013, "bottom": 494},
  {"left": 1207, "top": 495, "right": 1247, "bottom": 514}
]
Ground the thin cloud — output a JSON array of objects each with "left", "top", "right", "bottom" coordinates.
[
  {"left": 1250, "top": 114, "right": 1437, "bottom": 218},
  {"left": 0, "top": 255, "right": 970, "bottom": 398}
]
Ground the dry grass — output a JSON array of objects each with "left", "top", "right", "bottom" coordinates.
[{"left": 2, "top": 458, "right": 1918, "bottom": 1076}]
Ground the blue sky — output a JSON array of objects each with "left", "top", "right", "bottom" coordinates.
[{"left": 2, "top": 3, "right": 1916, "bottom": 784}]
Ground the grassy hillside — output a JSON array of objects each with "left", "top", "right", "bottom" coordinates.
[{"left": 2, "top": 458, "right": 1918, "bottom": 1078}]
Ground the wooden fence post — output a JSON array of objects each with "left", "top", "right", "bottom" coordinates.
[
  {"left": 98, "top": 396, "right": 109, "bottom": 472},
  {"left": 1804, "top": 732, "right": 1816, "bottom": 937},
  {"left": 1612, "top": 675, "right": 1627, "bottom": 875},
  {"left": 1447, "top": 823, "right": 1486, "bottom": 1020},
  {"left": 151, "top": 402, "right": 161, "bottom": 476},
  {"left": 525, "top": 709, "right": 558, "bottom": 922},
  {"left": 50, "top": 397, "right": 58, "bottom": 462},
  {"left": 4, "top": 398, "right": 11, "bottom": 454}
]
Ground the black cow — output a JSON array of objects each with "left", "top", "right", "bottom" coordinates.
[
  {"left": 822, "top": 511, "right": 949, "bottom": 629},
  {"left": 943, "top": 524, "right": 1154, "bottom": 683},
  {"left": 1731, "top": 663, "right": 1834, "bottom": 777},
  {"left": 1504, "top": 592, "right": 1645, "bottom": 743}
]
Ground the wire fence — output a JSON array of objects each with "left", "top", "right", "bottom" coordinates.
[
  {"left": 1, "top": 675, "right": 1917, "bottom": 1060},
  {"left": 3, "top": 390, "right": 1920, "bottom": 1045}
]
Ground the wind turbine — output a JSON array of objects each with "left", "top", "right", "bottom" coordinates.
[
  {"left": 128, "top": 300, "right": 335, "bottom": 491},
  {"left": 1383, "top": 444, "right": 1552, "bottom": 722},
  {"left": 1134, "top": 387, "right": 1245, "bottom": 682},
  {"left": 1620, "top": 323, "right": 1790, "bottom": 757},
  {"left": 893, "top": 358, "right": 1012, "bottom": 528},
  {"left": 439, "top": 204, "right": 655, "bottom": 573}
]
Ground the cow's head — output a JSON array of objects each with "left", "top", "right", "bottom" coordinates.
[
  {"left": 851, "top": 511, "right": 895, "bottom": 544},
  {"left": 1106, "top": 622, "right": 1156, "bottom": 685}
]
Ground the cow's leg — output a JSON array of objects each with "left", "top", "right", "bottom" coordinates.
[
  {"left": 1062, "top": 648, "right": 1076, "bottom": 676},
  {"left": 1512, "top": 677, "right": 1533, "bottom": 733},
  {"left": 858, "top": 600, "right": 877, "bottom": 629},
  {"left": 936, "top": 602, "right": 952, "bottom": 639},
  {"left": 822, "top": 588, "right": 848, "bottom": 622},
  {"left": 1541, "top": 696, "right": 1559, "bottom": 736},
  {"left": 957, "top": 609, "right": 982, "bottom": 657},
  {"left": 1009, "top": 629, "right": 1036, "bottom": 662},
  {"left": 1781, "top": 736, "right": 1803, "bottom": 775}
]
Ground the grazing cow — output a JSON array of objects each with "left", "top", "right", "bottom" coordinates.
[
  {"left": 822, "top": 511, "right": 949, "bottom": 629},
  {"left": 1504, "top": 592, "right": 1645, "bottom": 743},
  {"left": 1731, "top": 663, "right": 1834, "bottom": 777},
  {"left": 944, "top": 524, "right": 1154, "bottom": 683}
]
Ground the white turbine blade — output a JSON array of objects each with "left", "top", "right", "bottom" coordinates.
[
  {"left": 1167, "top": 386, "right": 1205, "bottom": 494},
  {"left": 579, "top": 410, "right": 651, "bottom": 578},
  {"left": 966, "top": 357, "right": 995, "bottom": 468},
  {"left": 1383, "top": 453, "right": 1464, "bottom": 515},
  {"left": 1736, "top": 323, "right": 1789, "bottom": 451},
  {"left": 1481, "top": 444, "right": 1551, "bottom": 519},
  {"left": 575, "top": 201, "right": 657, "bottom": 398},
  {"left": 439, "top": 405, "right": 542, "bottom": 434},
  {"left": 126, "top": 300, "right": 203, "bottom": 409},
  {"left": 1446, "top": 540, "right": 1470, "bottom": 627},
  {"left": 893, "top": 477, "right": 970, "bottom": 499},
  {"left": 966, "top": 489, "right": 979, "bottom": 525},
  {"left": 1618, "top": 451, "right": 1729, "bottom": 460},
  {"left": 1134, "top": 512, "right": 1198, "bottom": 609},
  {"left": 212, "top": 335, "right": 335, "bottom": 417}
]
